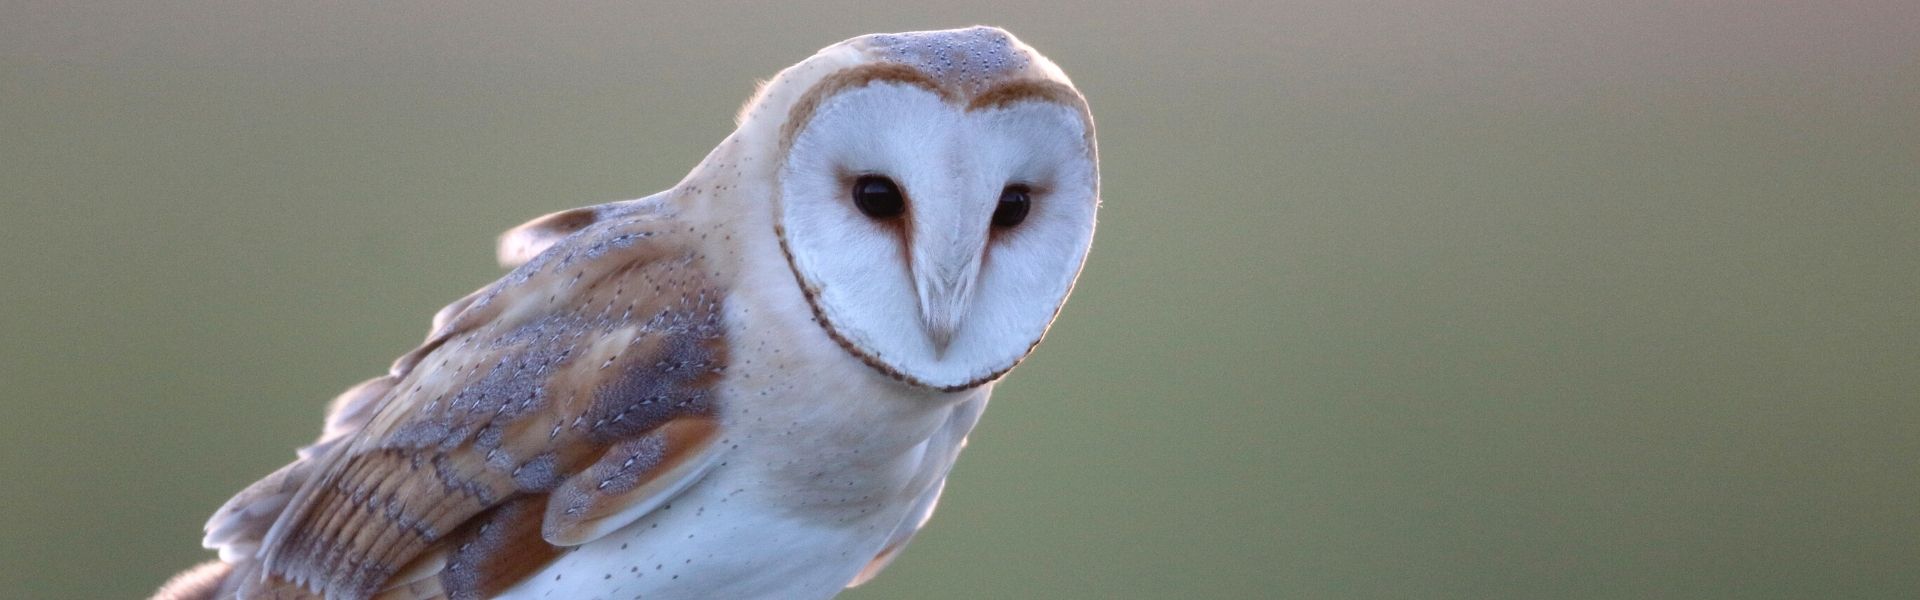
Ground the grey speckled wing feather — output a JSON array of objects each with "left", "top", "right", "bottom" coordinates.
[{"left": 174, "top": 199, "right": 731, "bottom": 600}]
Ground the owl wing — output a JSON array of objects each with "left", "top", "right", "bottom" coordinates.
[{"left": 191, "top": 196, "right": 733, "bottom": 600}]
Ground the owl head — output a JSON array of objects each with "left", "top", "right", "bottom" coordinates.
[{"left": 723, "top": 27, "right": 1098, "bottom": 392}]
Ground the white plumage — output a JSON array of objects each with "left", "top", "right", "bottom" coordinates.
[{"left": 154, "top": 26, "right": 1098, "bottom": 600}]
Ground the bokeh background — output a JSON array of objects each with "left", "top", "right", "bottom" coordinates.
[{"left": 4, "top": 1, "right": 1917, "bottom": 598}]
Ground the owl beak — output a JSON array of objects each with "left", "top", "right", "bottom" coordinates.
[{"left": 914, "top": 250, "right": 983, "bottom": 355}]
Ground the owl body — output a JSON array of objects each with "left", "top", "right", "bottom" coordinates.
[
  {"left": 495, "top": 389, "right": 986, "bottom": 600},
  {"left": 493, "top": 191, "right": 990, "bottom": 598},
  {"left": 155, "top": 26, "right": 1096, "bottom": 600}
]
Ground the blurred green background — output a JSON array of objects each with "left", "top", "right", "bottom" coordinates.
[{"left": 4, "top": 1, "right": 1917, "bottom": 598}]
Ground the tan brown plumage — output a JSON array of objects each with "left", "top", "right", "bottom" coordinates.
[
  {"left": 165, "top": 198, "right": 729, "bottom": 600},
  {"left": 153, "top": 561, "right": 234, "bottom": 600},
  {"left": 156, "top": 26, "right": 1099, "bottom": 600}
]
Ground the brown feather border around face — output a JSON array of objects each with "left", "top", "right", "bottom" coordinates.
[{"left": 770, "top": 62, "right": 1093, "bottom": 392}]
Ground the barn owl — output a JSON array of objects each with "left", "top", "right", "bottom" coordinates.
[{"left": 152, "top": 26, "right": 1098, "bottom": 600}]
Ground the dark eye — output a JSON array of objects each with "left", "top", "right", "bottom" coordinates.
[
  {"left": 992, "top": 184, "right": 1031, "bottom": 228},
  {"left": 851, "top": 176, "right": 906, "bottom": 219}
]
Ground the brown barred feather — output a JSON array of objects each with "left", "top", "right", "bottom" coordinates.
[{"left": 163, "top": 197, "right": 733, "bottom": 600}]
